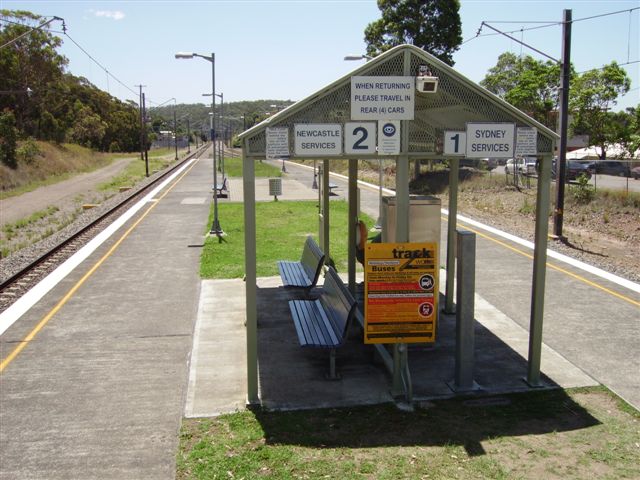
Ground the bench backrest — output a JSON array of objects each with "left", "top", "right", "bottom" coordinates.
[
  {"left": 321, "top": 267, "right": 357, "bottom": 343},
  {"left": 300, "top": 236, "right": 325, "bottom": 287}
]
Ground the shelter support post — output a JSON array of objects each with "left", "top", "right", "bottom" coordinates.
[
  {"left": 445, "top": 157, "right": 460, "bottom": 314},
  {"left": 391, "top": 153, "right": 411, "bottom": 400},
  {"left": 322, "top": 159, "right": 330, "bottom": 262},
  {"left": 452, "top": 230, "right": 479, "bottom": 392},
  {"left": 348, "top": 159, "right": 357, "bottom": 293},
  {"left": 526, "top": 152, "right": 552, "bottom": 386},
  {"left": 243, "top": 148, "right": 259, "bottom": 404}
]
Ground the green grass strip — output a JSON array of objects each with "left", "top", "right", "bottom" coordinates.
[
  {"left": 200, "top": 200, "right": 375, "bottom": 279},
  {"left": 219, "top": 156, "right": 282, "bottom": 178}
]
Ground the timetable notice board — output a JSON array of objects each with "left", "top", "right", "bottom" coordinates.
[{"left": 364, "top": 243, "right": 438, "bottom": 344}]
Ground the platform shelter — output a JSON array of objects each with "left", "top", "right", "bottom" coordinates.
[{"left": 237, "top": 45, "right": 558, "bottom": 403}]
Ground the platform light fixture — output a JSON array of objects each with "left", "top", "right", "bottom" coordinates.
[{"left": 175, "top": 51, "right": 223, "bottom": 238}]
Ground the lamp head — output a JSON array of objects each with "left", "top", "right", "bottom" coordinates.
[{"left": 175, "top": 52, "right": 194, "bottom": 59}]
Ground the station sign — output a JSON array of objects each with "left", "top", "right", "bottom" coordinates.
[
  {"left": 345, "top": 122, "right": 376, "bottom": 154},
  {"left": 294, "top": 124, "right": 342, "bottom": 156},
  {"left": 443, "top": 130, "right": 466, "bottom": 156},
  {"left": 351, "top": 76, "right": 415, "bottom": 120},
  {"left": 465, "top": 122, "right": 515, "bottom": 159},
  {"left": 266, "top": 127, "right": 289, "bottom": 159},
  {"left": 515, "top": 127, "right": 537, "bottom": 156},
  {"left": 364, "top": 242, "right": 438, "bottom": 344},
  {"left": 377, "top": 120, "right": 401, "bottom": 155}
]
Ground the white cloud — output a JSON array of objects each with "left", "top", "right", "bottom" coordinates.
[{"left": 93, "top": 10, "right": 125, "bottom": 21}]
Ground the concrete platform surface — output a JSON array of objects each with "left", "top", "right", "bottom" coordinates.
[{"left": 187, "top": 272, "right": 597, "bottom": 416}]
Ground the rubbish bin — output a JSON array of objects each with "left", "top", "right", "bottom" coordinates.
[{"left": 381, "top": 195, "right": 441, "bottom": 243}]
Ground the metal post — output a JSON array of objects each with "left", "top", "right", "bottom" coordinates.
[
  {"left": 173, "top": 106, "right": 178, "bottom": 161},
  {"left": 312, "top": 160, "right": 318, "bottom": 189},
  {"left": 242, "top": 145, "right": 259, "bottom": 404},
  {"left": 553, "top": 9, "right": 572, "bottom": 239},
  {"left": 322, "top": 159, "right": 330, "bottom": 261},
  {"left": 527, "top": 152, "right": 553, "bottom": 386},
  {"left": 348, "top": 158, "right": 357, "bottom": 294},
  {"left": 445, "top": 157, "right": 459, "bottom": 313},
  {"left": 453, "top": 230, "right": 478, "bottom": 391},
  {"left": 375, "top": 159, "right": 383, "bottom": 229},
  {"left": 209, "top": 53, "right": 223, "bottom": 238},
  {"left": 142, "top": 92, "right": 149, "bottom": 178},
  {"left": 186, "top": 118, "right": 191, "bottom": 153},
  {"left": 137, "top": 85, "right": 145, "bottom": 162}
]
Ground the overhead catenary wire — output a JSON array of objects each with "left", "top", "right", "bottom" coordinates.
[
  {"left": 62, "top": 31, "right": 139, "bottom": 100},
  {"left": 0, "top": 15, "right": 63, "bottom": 49}
]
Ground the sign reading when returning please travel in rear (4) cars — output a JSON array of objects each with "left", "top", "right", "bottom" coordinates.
[{"left": 465, "top": 123, "right": 515, "bottom": 159}]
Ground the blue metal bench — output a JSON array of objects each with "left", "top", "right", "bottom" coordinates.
[
  {"left": 277, "top": 236, "right": 325, "bottom": 292},
  {"left": 212, "top": 177, "right": 229, "bottom": 198},
  {"left": 288, "top": 267, "right": 357, "bottom": 379}
]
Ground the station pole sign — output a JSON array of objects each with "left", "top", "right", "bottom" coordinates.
[
  {"left": 364, "top": 242, "right": 438, "bottom": 344},
  {"left": 351, "top": 76, "right": 415, "bottom": 120},
  {"left": 377, "top": 120, "right": 400, "bottom": 155},
  {"left": 465, "top": 122, "right": 515, "bottom": 159},
  {"left": 266, "top": 127, "right": 289, "bottom": 159},
  {"left": 515, "top": 127, "right": 537, "bottom": 156},
  {"left": 294, "top": 124, "right": 342, "bottom": 156},
  {"left": 345, "top": 122, "right": 377, "bottom": 154},
  {"left": 443, "top": 130, "right": 466, "bottom": 156}
]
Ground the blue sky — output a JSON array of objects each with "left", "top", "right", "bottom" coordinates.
[{"left": 2, "top": 0, "right": 639, "bottom": 112}]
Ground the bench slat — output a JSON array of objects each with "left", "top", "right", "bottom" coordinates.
[{"left": 277, "top": 236, "right": 324, "bottom": 290}]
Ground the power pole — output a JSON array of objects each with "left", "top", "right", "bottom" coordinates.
[
  {"left": 142, "top": 92, "right": 149, "bottom": 177},
  {"left": 553, "top": 9, "right": 572, "bottom": 239},
  {"left": 136, "top": 84, "right": 146, "bottom": 162}
]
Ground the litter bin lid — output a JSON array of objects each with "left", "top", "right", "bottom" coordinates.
[{"left": 382, "top": 195, "right": 441, "bottom": 205}]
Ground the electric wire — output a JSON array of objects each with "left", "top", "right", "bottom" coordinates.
[
  {"left": 0, "top": 16, "right": 62, "bottom": 49},
  {"left": 62, "top": 31, "right": 139, "bottom": 100}
]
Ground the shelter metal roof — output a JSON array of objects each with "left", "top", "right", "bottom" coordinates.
[{"left": 239, "top": 44, "right": 559, "bottom": 159}]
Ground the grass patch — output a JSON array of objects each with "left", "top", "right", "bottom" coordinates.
[
  {"left": 97, "top": 155, "right": 176, "bottom": 192},
  {"left": 200, "top": 200, "right": 374, "bottom": 279},
  {"left": 2, "top": 206, "right": 59, "bottom": 239},
  {"left": 177, "top": 387, "right": 639, "bottom": 480},
  {"left": 219, "top": 156, "right": 282, "bottom": 178}
]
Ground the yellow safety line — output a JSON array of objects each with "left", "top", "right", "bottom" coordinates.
[
  {"left": 442, "top": 216, "right": 640, "bottom": 308},
  {"left": 0, "top": 161, "right": 199, "bottom": 373}
]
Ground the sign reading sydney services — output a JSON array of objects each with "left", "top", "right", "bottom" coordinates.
[
  {"left": 351, "top": 76, "right": 415, "bottom": 120},
  {"left": 294, "top": 124, "right": 342, "bottom": 156},
  {"left": 465, "top": 123, "right": 515, "bottom": 159}
]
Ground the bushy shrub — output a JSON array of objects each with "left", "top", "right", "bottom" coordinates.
[{"left": 16, "top": 138, "right": 41, "bottom": 165}]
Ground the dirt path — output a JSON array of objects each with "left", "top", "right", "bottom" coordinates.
[{"left": 0, "top": 157, "right": 134, "bottom": 226}]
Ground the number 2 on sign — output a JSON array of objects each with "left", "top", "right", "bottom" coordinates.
[{"left": 352, "top": 127, "right": 368, "bottom": 150}]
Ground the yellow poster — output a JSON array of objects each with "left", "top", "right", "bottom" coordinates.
[{"left": 364, "top": 242, "right": 438, "bottom": 344}]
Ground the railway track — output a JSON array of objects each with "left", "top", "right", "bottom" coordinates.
[{"left": 0, "top": 144, "right": 210, "bottom": 313}]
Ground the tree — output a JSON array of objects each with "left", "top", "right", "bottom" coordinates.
[
  {"left": 68, "top": 104, "right": 107, "bottom": 149},
  {"left": 570, "top": 62, "right": 631, "bottom": 159},
  {"left": 0, "top": 109, "right": 18, "bottom": 168},
  {"left": 364, "top": 0, "right": 462, "bottom": 65},
  {"left": 481, "top": 52, "right": 562, "bottom": 129}
]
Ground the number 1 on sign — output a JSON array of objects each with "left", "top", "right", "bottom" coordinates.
[{"left": 444, "top": 130, "right": 466, "bottom": 156}]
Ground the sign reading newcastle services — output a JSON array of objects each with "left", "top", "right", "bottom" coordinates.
[
  {"left": 465, "top": 122, "right": 515, "bottom": 159},
  {"left": 364, "top": 242, "right": 438, "bottom": 344},
  {"left": 351, "top": 76, "right": 415, "bottom": 120},
  {"left": 294, "top": 124, "right": 342, "bottom": 156}
]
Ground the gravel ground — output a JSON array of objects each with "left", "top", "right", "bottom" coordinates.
[{"left": 0, "top": 161, "right": 182, "bottom": 284}]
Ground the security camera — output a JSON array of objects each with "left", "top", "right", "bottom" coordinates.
[{"left": 416, "top": 75, "right": 439, "bottom": 94}]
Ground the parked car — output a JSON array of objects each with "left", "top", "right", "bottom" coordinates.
[
  {"left": 632, "top": 165, "right": 640, "bottom": 180},
  {"left": 505, "top": 157, "right": 536, "bottom": 175},
  {"left": 551, "top": 159, "right": 591, "bottom": 182},
  {"left": 586, "top": 160, "right": 631, "bottom": 177}
]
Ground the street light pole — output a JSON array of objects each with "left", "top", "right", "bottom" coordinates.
[
  {"left": 175, "top": 51, "right": 223, "bottom": 238},
  {"left": 173, "top": 103, "right": 178, "bottom": 161}
]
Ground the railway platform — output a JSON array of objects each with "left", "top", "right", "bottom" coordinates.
[{"left": 0, "top": 153, "right": 598, "bottom": 479}]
